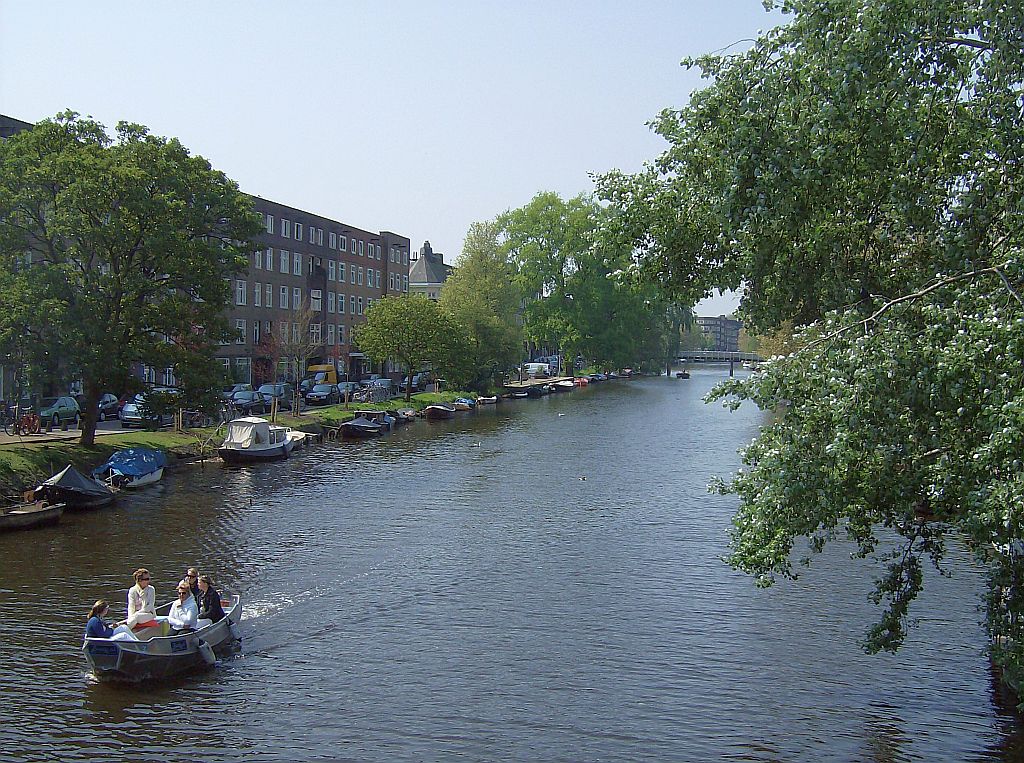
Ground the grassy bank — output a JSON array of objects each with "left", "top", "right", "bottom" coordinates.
[{"left": 0, "top": 390, "right": 473, "bottom": 499}]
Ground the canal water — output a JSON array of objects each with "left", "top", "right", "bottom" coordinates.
[{"left": 1, "top": 370, "right": 1021, "bottom": 762}]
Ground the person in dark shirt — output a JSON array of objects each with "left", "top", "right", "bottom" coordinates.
[
  {"left": 184, "top": 567, "right": 201, "bottom": 607},
  {"left": 197, "top": 575, "right": 226, "bottom": 624},
  {"left": 84, "top": 600, "right": 115, "bottom": 640}
]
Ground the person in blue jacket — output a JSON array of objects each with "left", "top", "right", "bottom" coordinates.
[{"left": 85, "top": 600, "right": 115, "bottom": 639}]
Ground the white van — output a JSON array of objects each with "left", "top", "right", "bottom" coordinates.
[{"left": 523, "top": 362, "right": 551, "bottom": 378}]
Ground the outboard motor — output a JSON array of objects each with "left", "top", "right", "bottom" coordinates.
[{"left": 197, "top": 639, "right": 216, "bottom": 665}]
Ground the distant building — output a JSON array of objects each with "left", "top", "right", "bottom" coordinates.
[
  {"left": 408, "top": 241, "right": 452, "bottom": 300},
  {"left": 695, "top": 315, "right": 742, "bottom": 352}
]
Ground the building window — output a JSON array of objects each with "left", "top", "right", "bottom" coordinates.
[
  {"left": 317, "top": 229, "right": 323, "bottom": 246},
  {"left": 292, "top": 323, "right": 300, "bottom": 342},
  {"left": 338, "top": 262, "right": 346, "bottom": 282},
  {"left": 235, "top": 319, "right": 246, "bottom": 344},
  {"left": 338, "top": 293, "right": 346, "bottom": 314},
  {"left": 327, "top": 323, "right": 335, "bottom": 345},
  {"left": 340, "top": 235, "right": 347, "bottom": 252},
  {"left": 280, "top": 250, "right": 289, "bottom": 273},
  {"left": 293, "top": 252, "right": 302, "bottom": 276},
  {"left": 310, "top": 289, "right": 322, "bottom": 311},
  {"left": 366, "top": 298, "right": 372, "bottom": 311},
  {"left": 265, "top": 248, "right": 273, "bottom": 270},
  {"left": 402, "top": 275, "right": 408, "bottom": 291},
  {"left": 254, "top": 252, "right": 262, "bottom": 270},
  {"left": 254, "top": 282, "right": 262, "bottom": 307},
  {"left": 357, "top": 296, "right": 363, "bottom": 315},
  {"left": 293, "top": 287, "right": 301, "bottom": 310},
  {"left": 308, "top": 255, "right": 314, "bottom": 275},
  {"left": 389, "top": 273, "right": 394, "bottom": 290},
  {"left": 328, "top": 260, "right": 336, "bottom": 281},
  {"left": 339, "top": 324, "right": 346, "bottom": 344},
  {"left": 253, "top": 321, "right": 261, "bottom": 344},
  {"left": 358, "top": 240, "right": 364, "bottom": 256},
  {"left": 280, "top": 285, "right": 289, "bottom": 309},
  {"left": 235, "top": 279, "right": 247, "bottom": 306},
  {"left": 329, "top": 232, "right": 337, "bottom": 249},
  {"left": 266, "top": 284, "right": 273, "bottom": 308},
  {"left": 309, "top": 226, "right": 315, "bottom": 244},
  {"left": 281, "top": 219, "right": 291, "bottom": 238},
  {"left": 350, "top": 266, "right": 356, "bottom": 285},
  {"left": 295, "top": 222, "right": 303, "bottom": 241},
  {"left": 265, "top": 214, "right": 274, "bottom": 234},
  {"left": 280, "top": 321, "right": 289, "bottom": 341},
  {"left": 375, "top": 270, "right": 381, "bottom": 288},
  {"left": 350, "top": 295, "right": 356, "bottom": 314},
  {"left": 357, "top": 267, "right": 363, "bottom": 286},
  {"left": 327, "top": 292, "right": 335, "bottom": 313},
  {"left": 376, "top": 244, "right": 381, "bottom": 259},
  {"left": 310, "top": 322, "right": 322, "bottom": 344}
]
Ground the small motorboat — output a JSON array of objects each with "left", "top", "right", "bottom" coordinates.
[
  {"left": 675, "top": 370, "right": 690, "bottom": 379},
  {"left": 550, "top": 380, "right": 575, "bottom": 392},
  {"left": 218, "top": 417, "right": 294, "bottom": 462},
  {"left": 287, "top": 429, "right": 308, "bottom": 451},
  {"left": 341, "top": 416, "right": 384, "bottom": 438},
  {"left": 453, "top": 398, "right": 475, "bottom": 411},
  {"left": 525, "top": 385, "right": 549, "bottom": 398},
  {"left": 92, "top": 448, "right": 167, "bottom": 489},
  {"left": 476, "top": 396, "right": 499, "bottom": 405},
  {"left": 424, "top": 403, "right": 456, "bottom": 420},
  {"left": 35, "top": 465, "right": 116, "bottom": 510},
  {"left": 82, "top": 594, "right": 242, "bottom": 682},
  {"left": 387, "top": 408, "right": 417, "bottom": 424},
  {"left": 0, "top": 500, "right": 64, "bottom": 532},
  {"left": 352, "top": 410, "right": 396, "bottom": 431},
  {"left": 509, "top": 391, "right": 529, "bottom": 399}
]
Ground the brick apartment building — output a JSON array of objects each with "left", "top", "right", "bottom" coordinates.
[
  {"left": 695, "top": 315, "right": 742, "bottom": 352},
  {"left": 0, "top": 113, "right": 413, "bottom": 395}
]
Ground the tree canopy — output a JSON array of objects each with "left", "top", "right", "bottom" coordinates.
[
  {"left": 355, "top": 294, "right": 459, "bottom": 401},
  {"left": 0, "top": 111, "right": 262, "bottom": 444},
  {"left": 598, "top": 0, "right": 1024, "bottom": 683}
]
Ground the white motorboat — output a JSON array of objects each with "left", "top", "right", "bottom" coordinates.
[
  {"left": 82, "top": 594, "right": 242, "bottom": 682},
  {"left": 218, "top": 417, "right": 294, "bottom": 462},
  {"left": 91, "top": 448, "right": 167, "bottom": 489},
  {"left": 287, "top": 429, "right": 308, "bottom": 451}
]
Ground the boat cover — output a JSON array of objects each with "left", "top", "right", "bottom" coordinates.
[
  {"left": 38, "top": 464, "right": 113, "bottom": 498},
  {"left": 222, "top": 417, "right": 273, "bottom": 448},
  {"left": 344, "top": 416, "right": 381, "bottom": 430},
  {"left": 91, "top": 448, "right": 168, "bottom": 479}
]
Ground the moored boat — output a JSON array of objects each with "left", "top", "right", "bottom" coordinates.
[
  {"left": 551, "top": 380, "right": 575, "bottom": 392},
  {"left": 34, "top": 465, "right": 116, "bottom": 510},
  {"left": 476, "top": 396, "right": 498, "bottom": 405},
  {"left": 574, "top": 377, "right": 589, "bottom": 387},
  {"left": 0, "top": 500, "right": 64, "bottom": 532},
  {"left": 453, "top": 398, "right": 475, "bottom": 411},
  {"left": 388, "top": 408, "right": 417, "bottom": 424},
  {"left": 341, "top": 416, "right": 384, "bottom": 438},
  {"left": 287, "top": 429, "right": 308, "bottom": 451},
  {"left": 352, "top": 410, "right": 395, "bottom": 431},
  {"left": 92, "top": 448, "right": 167, "bottom": 489},
  {"left": 218, "top": 417, "right": 294, "bottom": 463},
  {"left": 82, "top": 594, "right": 242, "bottom": 682},
  {"left": 423, "top": 403, "right": 456, "bottom": 420}
]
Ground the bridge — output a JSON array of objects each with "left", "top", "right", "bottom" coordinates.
[{"left": 677, "top": 351, "right": 762, "bottom": 363}]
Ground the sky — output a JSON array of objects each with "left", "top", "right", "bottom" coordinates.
[{"left": 0, "top": 1, "right": 784, "bottom": 316}]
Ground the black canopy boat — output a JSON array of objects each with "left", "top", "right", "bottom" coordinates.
[{"left": 35, "top": 464, "right": 116, "bottom": 510}]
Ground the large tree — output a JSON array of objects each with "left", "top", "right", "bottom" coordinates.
[
  {"left": 439, "top": 220, "right": 524, "bottom": 391},
  {"left": 0, "top": 111, "right": 262, "bottom": 444},
  {"left": 355, "top": 295, "right": 459, "bottom": 401},
  {"left": 598, "top": 0, "right": 1024, "bottom": 685}
]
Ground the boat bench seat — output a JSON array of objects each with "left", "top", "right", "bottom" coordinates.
[{"left": 133, "top": 621, "right": 170, "bottom": 641}]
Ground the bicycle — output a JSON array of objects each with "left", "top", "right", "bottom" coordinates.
[{"left": 5, "top": 408, "right": 41, "bottom": 436}]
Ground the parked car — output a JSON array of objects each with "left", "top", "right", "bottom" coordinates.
[
  {"left": 39, "top": 396, "right": 81, "bottom": 427},
  {"left": 119, "top": 389, "right": 178, "bottom": 429},
  {"left": 229, "top": 390, "right": 267, "bottom": 415},
  {"left": 96, "top": 392, "right": 120, "bottom": 421},
  {"left": 221, "top": 383, "right": 253, "bottom": 400},
  {"left": 337, "top": 381, "right": 360, "bottom": 398},
  {"left": 257, "top": 383, "right": 296, "bottom": 407},
  {"left": 304, "top": 383, "right": 340, "bottom": 406}
]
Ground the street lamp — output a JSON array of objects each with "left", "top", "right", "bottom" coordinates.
[{"left": 562, "top": 293, "right": 573, "bottom": 378}]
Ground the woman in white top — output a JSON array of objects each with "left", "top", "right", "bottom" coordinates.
[{"left": 124, "top": 568, "right": 157, "bottom": 629}]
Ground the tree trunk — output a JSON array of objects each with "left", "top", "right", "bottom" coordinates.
[{"left": 78, "top": 379, "right": 101, "bottom": 446}]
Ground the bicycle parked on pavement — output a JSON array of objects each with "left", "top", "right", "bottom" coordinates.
[{"left": 2, "top": 405, "right": 41, "bottom": 436}]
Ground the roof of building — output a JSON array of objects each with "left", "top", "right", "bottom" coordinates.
[{"left": 409, "top": 241, "right": 452, "bottom": 286}]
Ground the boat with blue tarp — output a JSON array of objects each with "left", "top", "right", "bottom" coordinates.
[{"left": 92, "top": 448, "right": 168, "bottom": 489}]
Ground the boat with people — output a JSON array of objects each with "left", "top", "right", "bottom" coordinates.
[
  {"left": 34, "top": 465, "right": 116, "bottom": 510},
  {"left": 423, "top": 402, "right": 456, "bottom": 420},
  {"left": 340, "top": 415, "right": 384, "bottom": 438},
  {"left": 218, "top": 416, "right": 294, "bottom": 463},
  {"left": 0, "top": 500, "right": 64, "bottom": 532},
  {"left": 82, "top": 593, "right": 242, "bottom": 682},
  {"left": 91, "top": 448, "right": 167, "bottom": 489}
]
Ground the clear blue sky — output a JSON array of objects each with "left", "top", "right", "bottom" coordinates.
[{"left": 1, "top": 1, "right": 782, "bottom": 314}]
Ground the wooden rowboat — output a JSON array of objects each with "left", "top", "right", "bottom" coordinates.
[{"left": 0, "top": 500, "right": 65, "bottom": 532}]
